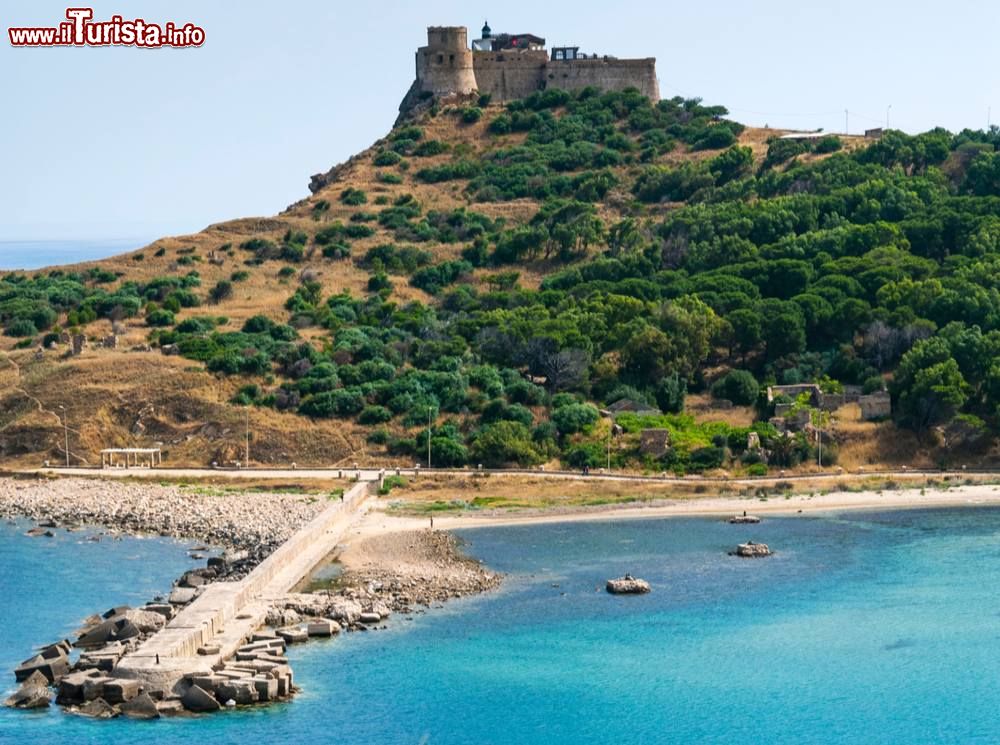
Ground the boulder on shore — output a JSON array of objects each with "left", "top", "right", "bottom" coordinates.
[
  {"left": 606, "top": 575, "right": 651, "bottom": 594},
  {"left": 733, "top": 541, "right": 772, "bottom": 558}
]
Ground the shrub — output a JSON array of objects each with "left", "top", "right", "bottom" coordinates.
[
  {"left": 470, "top": 421, "right": 542, "bottom": 467},
  {"left": 358, "top": 405, "right": 393, "bottom": 424},
  {"left": 551, "top": 403, "right": 600, "bottom": 435},
  {"left": 564, "top": 442, "right": 605, "bottom": 469},
  {"left": 344, "top": 224, "right": 375, "bottom": 239},
  {"left": 413, "top": 140, "right": 448, "bottom": 157},
  {"left": 392, "top": 126, "right": 424, "bottom": 142},
  {"left": 430, "top": 437, "right": 469, "bottom": 467},
  {"left": 230, "top": 271, "right": 250, "bottom": 283},
  {"left": 299, "top": 388, "right": 365, "bottom": 418},
  {"left": 322, "top": 243, "right": 351, "bottom": 260},
  {"left": 209, "top": 280, "right": 233, "bottom": 304},
  {"left": 814, "top": 135, "right": 842, "bottom": 154},
  {"left": 693, "top": 125, "right": 737, "bottom": 151},
  {"left": 689, "top": 446, "right": 725, "bottom": 470},
  {"left": 368, "top": 273, "right": 393, "bottom": 292},
  {"left": 655, "top": 374, "right": 687, "bottom": 413},
  {"left": 373, "top": 150, "right": 403, "bottom": 166},
  {"left": 340, "top": 188, "right": 367, "bottom": 206},
  {"left": 146, "top": 308, "right": 175, "bottom": 327},
  {"left": 377, "top": 172, "right": 403, "bottom": 184},
  {"left": 461, "top": 107, "right": 484, "bottom": 124},
  {"left": 711, "top": 370, "right": 759, "bottom": 406},
  {"left": 4, "top": 318, "right": 37, "bottom": 337}
]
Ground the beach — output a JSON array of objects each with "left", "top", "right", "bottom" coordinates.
[{"left": 359, "top": 480, "right": 1000, "bottom": 534}]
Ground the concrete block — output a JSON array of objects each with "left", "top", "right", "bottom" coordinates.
[{"left": 102, "top": 677, "right": 141, "bottom": 704}]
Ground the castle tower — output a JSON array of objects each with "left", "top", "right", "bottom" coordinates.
[{"left": 413, "top": 26, "right": 477, "bottom": 99}]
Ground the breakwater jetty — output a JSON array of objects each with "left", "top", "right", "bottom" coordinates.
[{"left": 111, "top": 479, "right": 374, "bottom": 696}]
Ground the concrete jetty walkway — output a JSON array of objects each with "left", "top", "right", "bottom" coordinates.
[{"left": 114, "top": 480, "right": 375, "bottom": 692}]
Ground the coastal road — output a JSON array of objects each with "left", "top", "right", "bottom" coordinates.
[{"left": 26, "top": 464, "right": 998, "bottom": 488}]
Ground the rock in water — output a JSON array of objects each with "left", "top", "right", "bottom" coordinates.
[
  {"left": 606, "top": 574, "right": 651, "bottom": 594},
  {"left": 733, "top": 541, "right": 772, "bottom": 558},
  {"left": 4, "top": 670, "right": 52, "bottom": 709},
  {"left": 728, "top": 514, "right": 761, "bottom": 524}
]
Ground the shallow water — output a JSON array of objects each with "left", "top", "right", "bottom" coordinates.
[{"left": 2, "top": 508, "right": 1000, "bottom": 744}]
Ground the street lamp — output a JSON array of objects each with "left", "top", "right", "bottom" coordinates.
[
  {"left": 58, "top": 405, "right": 69, "bottom": 468},
  {"left": 427, "top": 407, "right": 433, "bottom": 469},
  {"left": 244, "top": 406, "right": 250, "bottom": 465}
]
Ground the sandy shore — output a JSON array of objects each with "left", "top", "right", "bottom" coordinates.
[{"left": 370, "top": 483, "right": 1000, "bottom": 533}]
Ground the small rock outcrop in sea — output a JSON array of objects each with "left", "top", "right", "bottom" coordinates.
[
  {"left": 732, "top": 541, "right": 772, "bottom": 558},
  {"left": 606, "top": 574, "right": 651, "bottom": 594},
  {"left": 728, "top": 514, "right": 761, "bottom": 524},
  {"left": 4, "top": 670, "right": 52, "bottom": 709}
]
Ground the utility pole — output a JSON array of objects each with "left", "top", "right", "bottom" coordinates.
[
  {"left": 845, "top": 109, "right": 849, "bottom": 136},
  {"left": 607, "top": 422, "right": 612, "bottom": 471},
  {"left": 886, "top": 104, "right": 892, "bottom": 129},
  {"left": 244, "top": 406, "right": 250, "bottom": 465},
  {"left": 58, "top": 405, "right": 69, "bottom": 468},
  {"left": 427, "top": 407, "right": 432, "bottom": 469}
]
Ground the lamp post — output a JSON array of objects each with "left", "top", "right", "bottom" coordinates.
[{"left": 58, "top": 405, "right": 69, "bottom": 468}]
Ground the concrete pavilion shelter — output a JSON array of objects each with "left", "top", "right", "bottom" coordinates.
[{"left": 100, "top": 448, "right": 162, "bottom": 468}]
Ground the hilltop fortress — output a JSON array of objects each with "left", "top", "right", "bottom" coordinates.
[{"left": 399, "top": 23, "right": 659, "bottom": 115}]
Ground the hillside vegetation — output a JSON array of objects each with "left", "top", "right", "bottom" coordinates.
[{"left": 2, "top": 87, "right": 1000, "bottom": 472}]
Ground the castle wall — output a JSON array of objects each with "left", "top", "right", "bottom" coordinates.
[
  {"left": 543, "top": 58, "right": 659, "bottom": 101},
  {"left": 472, "top": 50, "right": 548, "bottom": 102},
  {"left": 401, "top": 26, "right": 660, "bottom": 115},
  {"left": 414, "top": 26, "right": 477, "bottom": 98}
]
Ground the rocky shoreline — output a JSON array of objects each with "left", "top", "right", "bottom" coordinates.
[
  {"left": 271, "top": 529, "right": 503, "bottom": 627},
  {"left": 0, "top": 477, "right": 329, "bottom": 562},
  {"left": 4, "top": 481, "right": 503, "bottom": 718}
]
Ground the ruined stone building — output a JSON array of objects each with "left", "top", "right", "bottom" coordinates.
[{"left": 400, "top": 23, "right": 659, "bottom": 114}]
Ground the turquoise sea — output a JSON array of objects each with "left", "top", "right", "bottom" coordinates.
[
  {"left": 2, "top": 508, "right": 1000, "bottom": 744},
  {"left": 0, "top": 240, "right": 149, "bottom": 271}
]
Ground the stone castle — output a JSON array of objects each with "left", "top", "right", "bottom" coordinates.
[{"left": 399, "top": 23, "right": 659, "bottom": 115}]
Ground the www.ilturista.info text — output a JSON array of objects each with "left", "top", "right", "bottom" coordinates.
[{"left": 8, "top": 8, "right": 205, "bottom": 48}]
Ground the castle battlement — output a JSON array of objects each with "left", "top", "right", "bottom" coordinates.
[{"left": 399, "top": 23, "right": 659, "bottom": 115}]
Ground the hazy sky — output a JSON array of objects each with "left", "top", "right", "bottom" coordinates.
[{"left": 1, "top": 0, "right": 997, "bottom": 241}]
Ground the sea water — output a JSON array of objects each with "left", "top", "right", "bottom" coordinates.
[
  {"left": 2, "top": 508, "right": 1000, "bottom": 744},
  {"left": 0, "top": 240, "right": 149, "bottom": 271}
]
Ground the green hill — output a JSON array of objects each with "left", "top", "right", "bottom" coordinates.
[{"left": 2, "top": 87, "right": 1000, "bottom": 473}]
